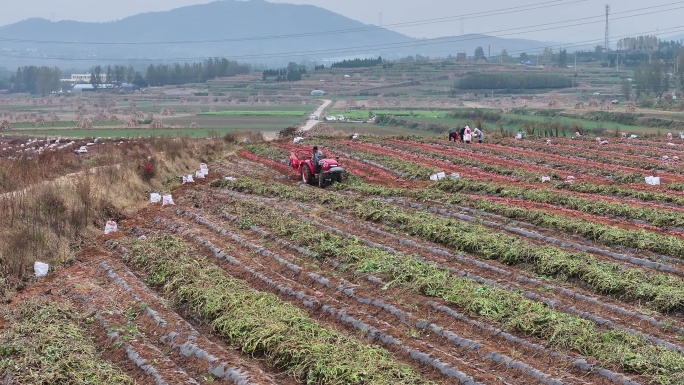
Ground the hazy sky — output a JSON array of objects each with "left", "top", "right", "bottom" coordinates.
[{"left": 1, "top": 0, "right": 682, "bottom": 46}]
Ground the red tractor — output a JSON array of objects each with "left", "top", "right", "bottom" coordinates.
[{"left": 289, "top": 148, "right": 346, "bottom": 188}]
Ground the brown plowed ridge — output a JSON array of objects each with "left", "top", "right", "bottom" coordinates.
[
  {"left": 337, "top": 140, "right": 684, "bottom": 221},
  {"left": 7, "top": 242, "right": 288, "bottom": 385},
  {"left": 388, "top": 138, "right": 605, "bottom": 184},
  {"left": 204, "top": 186, "right": 684, "bottom": 355},
  {"left": 552, "top": 138, "right": 684, "bottom": 161},
  {"left": 145, "top": 176, "right": 657, "bottom": 384},
  {"left": 442, "top": 139, "right": 684, "bottom": 197},
  {"left": 147, "top": 204, "right": 603, "bottom": 385},
  {"left": 489, "top": 140, "right": 684, "bottom": 182}
]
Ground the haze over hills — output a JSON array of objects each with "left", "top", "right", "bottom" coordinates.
[{"left": 0, "top": 0, "right": 558, "bottom": 68}]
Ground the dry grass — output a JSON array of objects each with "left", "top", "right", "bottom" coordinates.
[{"left": 0, "top": 137, "right": 235, "bottom": 296}]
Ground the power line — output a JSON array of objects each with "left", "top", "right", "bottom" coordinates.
[
  {"left": 0, "top": 0, "right": 589, "bottom": 46},
  {"left": 1, "top": 4, "right": 682, "bottom": 62},
  {"left": 0, "top": 0, "right": 604, "bottom": 46}
]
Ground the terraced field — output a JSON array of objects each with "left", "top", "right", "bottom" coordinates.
[{"left": 7, "top": 134, "right": 684, "bottom": 384}]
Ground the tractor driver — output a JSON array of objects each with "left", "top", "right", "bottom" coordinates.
[{"left": 312, "top": 145, "right": 323, "bottom": 173}]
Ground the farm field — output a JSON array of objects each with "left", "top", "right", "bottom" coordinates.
[
  {"left": 0, "top": 94, "right": 317, "bottom": 138},
  {"left": 8, "top": 133, "right": 684, "bottom": 384}
]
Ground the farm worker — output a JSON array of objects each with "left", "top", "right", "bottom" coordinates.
[
  {"left": 472, "top": 127, "right": 483, "bottom": 143},
  {"left": 668, "top": 132, "right": 673, "bottom": 140},
  {"left": 463, "top": 126, "right": 472, "bottom": 143},
  {"left": 448, "top": 129, "right": 459, "bottom": 142},
  {"left": 312, "top": 145, "right": 323, "bottom": 173},
  {"left": 515, "top": 130, "right": 524, "bottom": 140},
  {"left": 459, "top": 126, "right": 467, "bottom": 142}
]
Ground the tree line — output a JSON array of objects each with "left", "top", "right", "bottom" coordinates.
[
  {"left": 262, "top": 62, "right": 307, "bottom": 82},
  {"left": 8, "top": 66, "right": 62, "bottom": 96},
  {"left": 330, "top": 57, "right": 383, "bottom": 68},
  {"left": 143, "top": 58, "right": 249, "bottom": 87}
]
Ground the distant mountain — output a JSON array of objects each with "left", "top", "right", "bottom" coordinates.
[{"left": 0, "top": 0, "right": 557, "bottom": 68}]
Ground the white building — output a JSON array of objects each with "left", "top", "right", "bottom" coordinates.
[{"left": 60, "top": 74, "right": 108, "bottom": 84}]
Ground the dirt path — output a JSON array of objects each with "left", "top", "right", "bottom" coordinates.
[{"left": 262, "top": 99, "right": 331, "bottom": 141}]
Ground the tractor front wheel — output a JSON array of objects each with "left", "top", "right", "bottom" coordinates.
[
  {"left": 302, "top": 166, "right": 313, "bottom": 185},
  {"left": 318, "top": 172, "right": 327, "bottom": 188}
]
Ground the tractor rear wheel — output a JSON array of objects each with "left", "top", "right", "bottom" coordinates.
[{"left": 302, "top": 166, "right": 313, "bottom": 185}]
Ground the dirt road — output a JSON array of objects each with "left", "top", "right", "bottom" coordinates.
[{"left": 263, "top": 99, "right": 331, "bottom": 140}]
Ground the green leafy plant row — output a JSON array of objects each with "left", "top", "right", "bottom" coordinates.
[
  {"left": 0, "top": 298, "right": 135, "bottom": 384},
  {"left": 125, "top": 235, "right": 429, "bottom": 385},
  {"left": 215, "top": 177, "right": 684, "bottom": 313},
  {"left": 432, "top": 178, "right": 684, "bottom": 229},
  {"left": 357, "top": 138, "right": 552, "bottom": 182},
  {"left": 328, "top": 138, "right": 684, "bottom": 228},
  {"left": 218, "top": 193, "right": 684, "bottom": 385},
  {"left": 346, "top": 181, "right": 684, "bottom": 259}
]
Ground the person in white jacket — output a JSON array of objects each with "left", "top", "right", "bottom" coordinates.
[
  {"left": 463, "top": 126, "right": 472, "bottom": 143},
  {"left": 472, "top": 127, "right": 483, "bottom": 143}
]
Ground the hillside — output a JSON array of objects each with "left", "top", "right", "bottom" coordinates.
[{"left": 0, "top": 0, "right": 555, "bottom": 67}]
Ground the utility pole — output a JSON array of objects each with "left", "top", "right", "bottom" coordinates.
[{"left": 604, "top": 4, "right": 610, "bottom": 52}]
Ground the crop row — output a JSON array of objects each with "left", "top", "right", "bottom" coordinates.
[
  {"left": 349, "top": 137, "right": 684, "bottom": 210},
  {"left": 215, "top": 177, "right": 684, "bottom": 313},
  {"left": 98, "top": 260, "right": 268, "bottom": 384},
  {"left": 313, "top": 141, "right": 684, "bottom": 228},
  {"left": 498, "top": 139, "right": 684, "bottom": 177},
  {"left": 170, "top": 210, "right": 539, "bottom": 384},
  {"left": 215, "top": 185, "right": 684, "bottom": 339},
  {"left": 180, "top": 204, "right": 639, "bottom": 385},
  {"left": 337, "top": 139, "right": 684, "bottom": 228},
  {"left": 121, "top": 234, "right": 429, "bottom": 385},
  {"left": 553, "top": 138, "right": 682, "bottom": 160},
  {"left": 406, "top": 136, "right": 648, "bottom": 184},
  {"left": 0, "top": 298, "right": 135, "bottom": 384},
  {"left": 335, "top": 139, "right": 545, "bottom": 182},
  {"left": 212, "top": 189, "right": 684, "bottom": 384},
  {"left": 364, "top": 138, "right": 684, "bottom": 202},
  {"left": 342, "top": 180, "right": 684, "bottom": 259},
  {"left": 432, "top": 178, "right": 684, "bottom": 229},
  {"left": 211, "top": 191, "right": 684, "bottom": 353}
]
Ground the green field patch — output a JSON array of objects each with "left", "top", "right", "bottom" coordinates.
[
  {"left": 200, "top": 110, "right": 309, "bottom": 117},
  {"left": 8, "top": 127, "right": 279, "bottom": 138}
]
